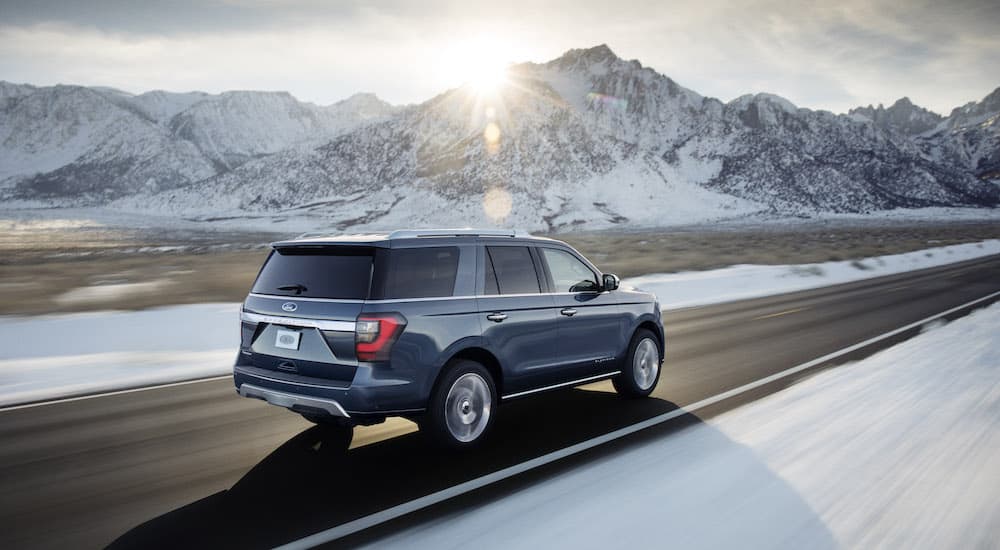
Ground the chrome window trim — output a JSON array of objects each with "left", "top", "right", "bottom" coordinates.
[
  {"left": 501, "top": 371, "right": 621, "bottom": 400},
  {"left": 475, "top": 291, "right": 602, "bottom": 299},
  {"left": 240, "top": 311, "right": 356, "bottom": 332}
]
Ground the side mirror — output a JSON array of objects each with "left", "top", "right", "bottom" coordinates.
[{"left": 602, "top": 273, "right": 620, "bottom": 291}]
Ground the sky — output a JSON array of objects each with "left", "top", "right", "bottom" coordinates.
[{"left": 0, "top": 0, "right": 998, "bottom": 114}]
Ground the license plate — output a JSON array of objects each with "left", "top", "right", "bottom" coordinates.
[{"left": 275, "top": 329, "right": 301, "bottom": 350}]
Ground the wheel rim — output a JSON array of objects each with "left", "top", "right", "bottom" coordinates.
[
  {"left": 444, "top": 373, "right": 492, "bottom": 443},
  {"left": 633, "top": 338, "right": 659, "bottom": 391}
]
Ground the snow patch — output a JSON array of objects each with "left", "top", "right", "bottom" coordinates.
[
  {"left": 54, "top": 280, "right": 173, "bottom": 306},
  {"left": 624, "top": 240, "right": 1000, "bottom": 309}
]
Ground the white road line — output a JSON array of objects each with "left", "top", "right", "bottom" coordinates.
[
  {"left": 276, "top": 289, "right": 1000, "bottom": 550},
  {"left": 0, "top": 375, "right": 233, "bottom": 412}
]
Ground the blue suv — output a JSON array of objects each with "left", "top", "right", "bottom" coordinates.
[{"left": 234, "top": 229, "right": 664, "bottom": 448}]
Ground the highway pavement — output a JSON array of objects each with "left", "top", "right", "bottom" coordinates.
[{"left": 1, "top": 254, "right": 998, "bottom": 549}]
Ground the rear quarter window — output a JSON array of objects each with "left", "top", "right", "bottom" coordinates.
[
  {"left": 381, "top": 246, "right": 460, "bottom": 299},
  {"left": 251, "top": 246, "right": 374, "bottom": 299},
  {"left": 486, "top": 246, "right": 541, "bottom": 294}
]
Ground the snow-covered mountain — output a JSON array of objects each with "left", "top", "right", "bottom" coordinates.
[
  {"left": 0, "top": 83, "right": 397, "bottom": 201},
  {"left": 166, "top": 90, "right": 397, "bottom": 171},
  {"left": 913, "top": 88, "right": 1000, "bottom": 183},
  {"left": 2, "top": 45, "right": 998, "bottom": 230},
  {"left": 709, "top": 93, "right": 991, "bottom": 213},
  {"left": 0, "top": 84, "right": 216, "bottom": 196},
  {"left": 849, "top": 97, "right": 943, "bottom": 136}
]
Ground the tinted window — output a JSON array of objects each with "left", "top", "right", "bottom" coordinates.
[
  {"left": 542, "top": 248, "right": 598, "bottom": 292},
  {"left": 252, "top": 247, "right": 373, "bottom": 299},
  {"left": 383, "top": 247, "right": 460, "bottom": 299},
  {"left": 487, "top": 246, "right": 540, "bottom": 294}
]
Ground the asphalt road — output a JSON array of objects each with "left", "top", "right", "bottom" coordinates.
[{"left": 1, "top": 255, "right": 998, "bottom": 549}]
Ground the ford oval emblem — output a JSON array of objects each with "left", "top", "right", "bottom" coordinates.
[{"left": 281, "top": 302, "right": 298, "bottom": 312}]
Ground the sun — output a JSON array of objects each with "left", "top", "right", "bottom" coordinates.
[
  {"left": 444, "top": 36, "right": 511, "bottom": 95},
  {"left": 468, "top": 59, "right": 509, "bottom": 94}
]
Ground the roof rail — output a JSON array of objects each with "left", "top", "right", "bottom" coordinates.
[{"left": 387, "top": 228, "right": 531, "bottom": 239}]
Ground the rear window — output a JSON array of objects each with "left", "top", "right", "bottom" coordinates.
[
  {"left": 252, "top": 246, "right": 374, "bottom": 299},
  {"left": 381, "top": 246, "right": 460, "bottom": 299}
]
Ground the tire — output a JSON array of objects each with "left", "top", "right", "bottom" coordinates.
[
  {"left": 613, "top": 329, "right": 662, "bottom": 398},
  {"left": 423, "top": 359, "right": 497, "bottom": 449}
]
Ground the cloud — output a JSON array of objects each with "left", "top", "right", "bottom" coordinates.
[{"left": 0, "top": 0, "right": 997, "bottom": 113}]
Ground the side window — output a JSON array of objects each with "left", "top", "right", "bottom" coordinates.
[
  {"left": 384, "top": 247, "right": 459, "bottom": 299},
  {"left": 486, "top": 246, "right": 541, "bottom": 295},
  {"left": 541, "top": 248, "right": 599, "bottom": 293}
]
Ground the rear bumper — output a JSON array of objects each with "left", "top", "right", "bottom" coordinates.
[
  {"left": 233, "top": 365, "right": 425, "bottom": 420},
  {"left": 239, "top": 383, "right": 350, "bottom": 418}
]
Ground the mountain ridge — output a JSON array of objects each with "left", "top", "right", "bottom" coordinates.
[{"left": 1, "top": 46, "right": 997, "bottom": 231}]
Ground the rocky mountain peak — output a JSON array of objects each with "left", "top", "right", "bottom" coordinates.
[
  {"left": 564, "top": 44, "right": 618, "bottom": 62},
  {"left": 891, "top": 96, "right": 914, "bottom": 109},
  {"left": 948, "top": 86, "right": 1000, "bottom": 123},
  {"left": 849, "top": 96, "right": 942, "bottom": 136},
  {"left": 546, "top": 44, "right": 628, "bottom": 74}
]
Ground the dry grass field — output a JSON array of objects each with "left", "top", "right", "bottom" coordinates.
[{"left": 1, "top": 219, "right": 998, "bottom": 316}]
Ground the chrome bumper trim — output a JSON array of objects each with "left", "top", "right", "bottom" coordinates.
[
  {"left": 234, "top": 367, "right": 351, "bottom": 390},
  {"left": 238, "top": 383, "right": 350, "bottom": 418},
  {"left": 240, "top": 311, "right": 355, "bottom": 332}
]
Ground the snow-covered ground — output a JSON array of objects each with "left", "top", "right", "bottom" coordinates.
[
  {"left": 362, "top": 301, "right": 1000, "bottom": 549},
  {"left": 0, "top": 240, "right": 997, "bottom": 407},
  {"left": 625, "top": 239, "right": 1000, "bottom": 309},
  {"left": 0, "top": 304, "right": 238, "bottom": 406}
]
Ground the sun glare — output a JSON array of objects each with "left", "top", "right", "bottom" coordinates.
[
  {"left": 446, "top": 36, "right": 511, "bottom": 95},
  {"left": 468, "top": 60, "right": 508, "bottom": 93}
]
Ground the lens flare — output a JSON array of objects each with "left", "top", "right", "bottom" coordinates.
[
  {"left": 483, "top": 122, "right": 501, "bottom": 154},
  {"left": 483, "top": 122, "right": 501, "bottom": 143},
  {"left": 587, "top": 92, "right": 628, "bottom": 112},
  {"left": 482, "top": 187, "right": 512, "bottom": 221}
]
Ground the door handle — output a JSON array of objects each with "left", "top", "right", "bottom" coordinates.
[
  {"left": 486, "top": 312, "right": 507, "bottom": 323},
  {"left": 560, "top": 308, "right": 578, "bottom": 317}
]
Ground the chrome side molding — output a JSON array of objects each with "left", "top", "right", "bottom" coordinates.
[{"left": 501, "top": 371, "right": 621, "bottom": 400}]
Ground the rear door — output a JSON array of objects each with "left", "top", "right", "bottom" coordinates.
[
  {"left": 476, "top": 244, "right": 560, "bottom": 396},
  {"left": 240, "top": 246, "right": 373, "bottom": 385},
  {"left": 538, "top": 246, "right": 623, "bottom": 378}
]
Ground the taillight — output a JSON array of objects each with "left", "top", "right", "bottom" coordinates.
[{"left": 355, "top": 313, "right": 406, "bottom": 362}]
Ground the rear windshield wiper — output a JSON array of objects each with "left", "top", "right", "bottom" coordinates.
[{"left": 277, "top": 284, "right": 308, "bottom": 295}]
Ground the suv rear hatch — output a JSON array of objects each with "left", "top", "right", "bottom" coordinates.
[{"left": 239, "top": 245, "right": 376, "bottom": 386}]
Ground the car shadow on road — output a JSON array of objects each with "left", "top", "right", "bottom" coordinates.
[{"left": 109, "top": 389, "right": 836, "bottom": 549}]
